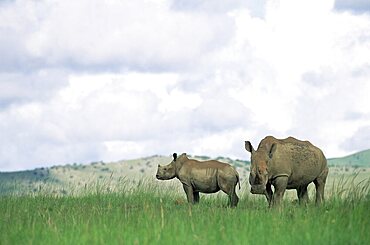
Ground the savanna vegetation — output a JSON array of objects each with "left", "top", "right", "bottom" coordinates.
[{"left": 1, "top": 173, "right": 369, "bottom": 245}]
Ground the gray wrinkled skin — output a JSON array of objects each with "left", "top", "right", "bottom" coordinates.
[
  {"left": 156, "top": 153, "right": 240, "bottom": 207},
  {"left": 245, "top": 136, "right": 329, "bottom": 207}
]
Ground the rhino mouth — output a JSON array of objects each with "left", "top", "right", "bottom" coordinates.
[
  {"left": 156, "top": 175, "right": 165, "bottom": 180},
  {"left": 156, "top": 175, "right": 173, "bottom": 180},
  {"left": 250, "top": 184, "right": 266, "bottom": 194}
]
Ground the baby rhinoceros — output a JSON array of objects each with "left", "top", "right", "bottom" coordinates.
[{"left": 156, "top": 153, "right": 240, "bottom": 207}]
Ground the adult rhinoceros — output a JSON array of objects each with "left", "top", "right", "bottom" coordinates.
[
  {"left": 156, "top": 153, "right": 240, "bottom": 207},
  {"left": 245, "top": 136, "right": 328, "bottom": 207}
]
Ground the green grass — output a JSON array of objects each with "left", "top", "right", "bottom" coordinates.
[{"left": 1, "top": 177, "right": 370, "bottom": 245}]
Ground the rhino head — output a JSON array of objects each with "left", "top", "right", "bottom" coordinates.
[
  {"left": 245, "top": 141, "right": 277, "bottom": 194},
  {"left": 156, "top": 153, "right": 178, "bottom": 180}
]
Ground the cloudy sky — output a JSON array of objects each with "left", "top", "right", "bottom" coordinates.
[{"left": 1, "top": 0, "right": 370, "bottom": 171}]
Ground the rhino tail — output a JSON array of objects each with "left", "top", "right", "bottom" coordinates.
[
  {"left": 237, "top": 173, "right": 241, "bottom": 190},
  {"left": 232, "top": 167, "right": 241, "bottom": 190}
]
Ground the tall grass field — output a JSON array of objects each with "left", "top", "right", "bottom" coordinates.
[{"left": 1, "top": 174, "right": 369, "bottom": 245}]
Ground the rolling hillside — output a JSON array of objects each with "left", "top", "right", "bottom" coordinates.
[
  {"left": 328, "top": 149, "right": 370, "bottom": 167},
  {"left": 0, "top": 150, "right": 369, "bottom": 195},
  {"left": 0, "top": 155, "right": 249, "bottom": 196}
]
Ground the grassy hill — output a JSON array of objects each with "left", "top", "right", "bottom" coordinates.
[
  {"left": 0, "top": 150, "right": 369, "bottom": 196},
  {"left": 0, "top": 155, "right": 249, "bottom": 196},
  {"left": 328, "top": 149, "right": 370, "bottom": 167}
]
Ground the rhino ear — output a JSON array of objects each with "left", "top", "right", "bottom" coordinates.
[
  {"left": 245, "top": 141, "right": 254, "bottom": 153},
  {"left": 268, "top": 143, "right": 277, "bottom": 158},
  {"left": 173, "top": 153, "right": 177, "bottom": 161}
]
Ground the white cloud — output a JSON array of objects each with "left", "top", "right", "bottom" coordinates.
[
  {"left": 334, "top": 0, "right": 370, "bottom": 13},
  {"left": 18, "top": 0, "right": 233, "bottom": 71},
  {"left": 189, "top": 128, "right": 255, "bottom": 159},
  {"left": 226, "top": 0, "right": 370, "bottom": 157},
  {"left": 103, "top": 140, "right": 145, "bottom": 162},
  {"left": 341, "top": 125, "right": 370, "bottom": 152},
  {"left": 1, "top": 0, "right": 370, "bottom": 170},
  {"left": 158, "top": 88, "right": 202, "bottom": 113}
]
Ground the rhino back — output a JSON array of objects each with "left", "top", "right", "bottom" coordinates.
[
  {"left": 178, "top": 160, "right": 230, "bottom": 193},
  {"left": 269, "top": 139, "right": 327, "bottom": 188}
]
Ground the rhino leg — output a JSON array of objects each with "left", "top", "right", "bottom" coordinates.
[
  {"left": 219, "top": 178, "right": 239, "bottom": 207},
  {"left": 223, "top": 189, "right": 238, "bottom": 208},
  {"left": 229, "top": 189, "right": 239, "bottom": 208},
  {"left": 271, "top": 176, "right": 288, "bottom": 207},
  {"left": 265, "top": 183, "right": 273, "bottom": 207},
  {"left": 297, "top": 185, "right": 309, "bottom": 205},
  {"left": 193, "top": 192, "right": 200, "bottom": 203},
  {"left": 182, "top": 184, "right": 195, "bottom": 204},
  {"left": 314, "top": 167, "right": 329, "bottom": 205}
]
